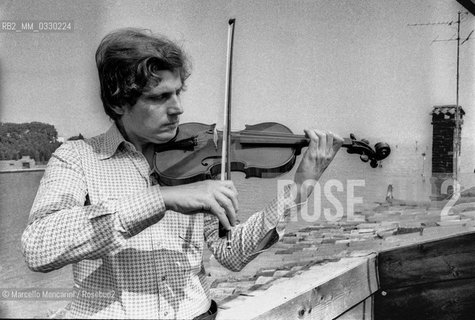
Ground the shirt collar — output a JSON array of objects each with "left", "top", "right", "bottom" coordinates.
[{"left": 98, "top": 123, "right": 128, "bottom": 160}]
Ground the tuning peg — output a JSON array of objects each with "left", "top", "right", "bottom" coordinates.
[
  {"left": 360, "top": 154, "right": 369, "bottom": 162},
  {"left": 350, "top": 133, "right": 356, "bottom": 140},
  {"left": 370, "top": 160, "right": 378, "bottom": 168}
]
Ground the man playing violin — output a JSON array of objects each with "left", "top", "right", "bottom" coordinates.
[{"left": 21, "top": 28, "right": 343, "bottom": 319}]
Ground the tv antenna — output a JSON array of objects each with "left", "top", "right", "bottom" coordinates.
[{"left": 408, "top": 11, "right": 473, "bottom": 186}]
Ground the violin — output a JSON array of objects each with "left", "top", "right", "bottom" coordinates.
[{"left": 153, "top": 122, "right": 391, "bottom": 186}]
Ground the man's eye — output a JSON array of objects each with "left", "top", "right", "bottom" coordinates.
[{"left": 151, "top": 94, "right": 168, "bottom": 102}]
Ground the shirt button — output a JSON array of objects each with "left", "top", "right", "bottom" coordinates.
[{"left": 161, "top": 276, "right": 167, "bottom": 281}]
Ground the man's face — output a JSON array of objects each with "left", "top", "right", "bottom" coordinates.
[{"left": 118, "top": 69, "right": 183, "bottom": 147}]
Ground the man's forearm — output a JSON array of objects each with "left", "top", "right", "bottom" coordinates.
[{"left": 23, "top": 186, "right": 167, "bottom": 273}]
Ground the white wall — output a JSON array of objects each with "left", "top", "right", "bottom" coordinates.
[{"left": 0, "top": 0, "right": 474, "bottom": 173}]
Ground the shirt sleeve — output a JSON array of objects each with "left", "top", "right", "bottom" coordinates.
[
  {"left": 21, "top": 142, "right": 167, "bottom": 273},
  {"left": 203, "top": 185, "right": 301, "bottom": 272}
]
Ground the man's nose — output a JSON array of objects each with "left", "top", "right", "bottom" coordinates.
[{"left": 168, "top": 94, "right": 183, "bottom": 115}]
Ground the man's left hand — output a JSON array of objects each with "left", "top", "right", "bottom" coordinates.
[{"left": 294, "top": 129, "right": 344, "bottom": 202}]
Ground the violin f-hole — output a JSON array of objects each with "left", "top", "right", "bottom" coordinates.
[{"left": 201, "top": 155, "right": 222, "bottom": 167}]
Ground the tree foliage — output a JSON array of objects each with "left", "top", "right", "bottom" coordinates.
[{"left": 0, "top": 122, "right": 62, "bottom": 163}]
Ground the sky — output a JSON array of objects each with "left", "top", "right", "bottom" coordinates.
[{"left": 0, "top": 0, "right": 474, "bottom": 173}]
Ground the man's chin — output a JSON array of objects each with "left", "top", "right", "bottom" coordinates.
[{"left": 154, "top": 130, "right": 177, "bottom": 144}]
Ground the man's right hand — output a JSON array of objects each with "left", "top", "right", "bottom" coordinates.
[{"left": 160, "top": 180, "right": 238, "bottom": 230}]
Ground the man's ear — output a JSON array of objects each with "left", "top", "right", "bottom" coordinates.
[{"left": 110, "top": 105, "right": 125, "bottom": 116}]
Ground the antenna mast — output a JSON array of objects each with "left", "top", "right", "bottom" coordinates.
[
  {"left": 454, "top": 11, "right": 461, "bottom": 189},
  {"left": 408, "top": 11, "right": 472, "bottom": 188}
]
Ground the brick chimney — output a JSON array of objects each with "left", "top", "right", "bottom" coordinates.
[{"left": 430, "top": 105, "right": 465, "bottom": 199}]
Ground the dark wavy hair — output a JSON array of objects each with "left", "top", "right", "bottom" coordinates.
[{"left": 95, "top": 28, "right": 191, "bottom": 120}]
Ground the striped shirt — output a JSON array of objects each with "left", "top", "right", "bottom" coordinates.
[{"left": 21, "top": 123, "right": 295, "bottom": 319}]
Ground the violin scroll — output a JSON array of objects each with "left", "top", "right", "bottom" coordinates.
[
  {"left": 374, "top": 142, "right": 391, "bottom": 159},
  {"left": 344, "top": 134, "right": 391, "bottom": 168}
]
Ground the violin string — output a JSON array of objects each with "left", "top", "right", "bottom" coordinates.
[
  {"left": 191, "top": 130, "right": 351, "bottom": 147},
  {"left": 213, "top": 130, "right": 352, "bottom": 142},
  {"left": 194, "top": 131, "right": 309, "bottom": 145},
  {"left": 209, "top": 130, "right": 307, "bottom": 140},
  {"left": 233, "top": 130, "right": 307, "bottom": 138}
]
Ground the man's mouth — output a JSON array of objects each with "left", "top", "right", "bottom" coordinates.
[{"left": 165, "top": 121, "right": 179, "bottom": 128}]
